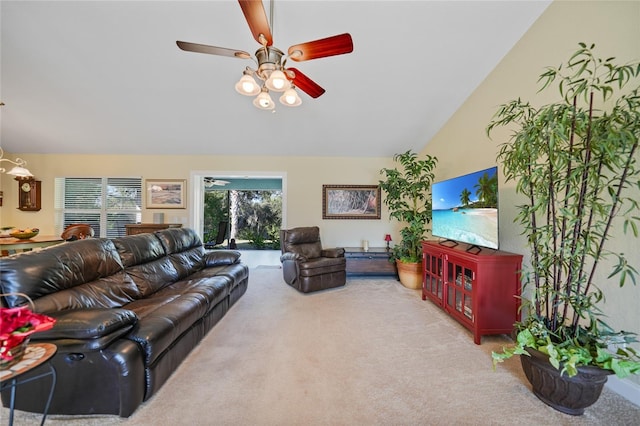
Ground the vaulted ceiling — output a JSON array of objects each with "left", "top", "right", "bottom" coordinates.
[{"left": 0, "top": 1, "right": 551, "bottom": 158}]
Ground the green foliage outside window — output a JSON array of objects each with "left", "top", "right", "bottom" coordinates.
[{"left": 204, "top": 189, "right": 282, "bottom": 249}]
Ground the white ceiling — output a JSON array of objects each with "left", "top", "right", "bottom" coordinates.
[{"left": 0, "top": 1, "right": 551, "bottom": 158}]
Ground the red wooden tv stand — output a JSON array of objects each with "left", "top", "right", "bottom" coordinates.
[{"left": 421, "top": 241, "right": 523, "bottom": 344}]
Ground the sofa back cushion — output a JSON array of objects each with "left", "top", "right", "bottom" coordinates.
[
  {"left": 112, "top": 233, "right": 179, "bottom": 297},
  {"left": 0, "top": 239, "right": 141, "bottom": 313},
  {"left": 154, "top": 228, "right": 206, "bottom": 279},
  {"left": 280, "top": 226, "right": 322, "bottom": 260}
]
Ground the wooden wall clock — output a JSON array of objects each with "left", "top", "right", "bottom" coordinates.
[{"left": 16, "top": 177, "right": 41, "bottom": 211}]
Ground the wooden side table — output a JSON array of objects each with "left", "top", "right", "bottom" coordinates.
[
  {"left": 0, "top": 343, "right": 57, "bottom": 426},
  {"left": 124, "top": 223, "right": 182, "bottom": 235},
  {"left": 0, "top": 236, "right": 64, "bottom": 257},
  {"left": 343, "top": 247, "right": 398, "bottom": 277}
]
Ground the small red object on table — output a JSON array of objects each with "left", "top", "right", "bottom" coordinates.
[{"left": 1, "top": 304, "right": 56, "bottom": 369}]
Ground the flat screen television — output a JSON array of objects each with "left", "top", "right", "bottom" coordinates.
[{"left": 431, "top": 166, "right": 499, "bottom": 250}]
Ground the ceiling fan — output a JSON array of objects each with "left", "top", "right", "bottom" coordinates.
[
  {"left": 204, "top": 178, "right": 231, "bottom": 188},
  {"left": 176, "top": 0, "right": 353, "bottom": 110}
]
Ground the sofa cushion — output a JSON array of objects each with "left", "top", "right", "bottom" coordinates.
[
  {"left": 155, "top": 228, "right": 206, "bottom": 279},
  {"left": 31, "top": 272, "right": 141, "bottom": 314},
  {"left": 112, "top": 234, "right": 180, "bottom": 297},
  {"left": 298, "top": 257, "right": 346, "bottom": 277},
  {"left": 113, "top": 233, "right": 166, "bottom": 268},
  {"left": 123, "top": 287, "right": 215, "bottom": 365},
  {"left": 0, "top": 238, "right": 136, "bottom": 311},
  {"left": 35, "top": 325, "right": 138, "bottom": 353},
  {"left": 190, "top": 262, "right": 249, "bottom": 291},
  {"left": 165, "top": 276, "right": 231, "bottom": 309},
  {"left": 34, "top": 308, "right": 138, "bottom": 340},
  {"left": 124, "top": 259, "right": 180, "bottom": 298},
  {"left": 281, "top": 227, "right": 323, "bottom": 259}
]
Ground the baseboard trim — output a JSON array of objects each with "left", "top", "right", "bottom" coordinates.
[{"left": 606, "top": 376, "right": 640, "bottom": 407}]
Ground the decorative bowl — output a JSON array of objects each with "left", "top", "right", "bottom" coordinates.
[
  {"left": 10, "top": 228, "right": 39, "bottom": 240},
  {"left": 0, "top": 337, "right": 30, "bottom": 370}
]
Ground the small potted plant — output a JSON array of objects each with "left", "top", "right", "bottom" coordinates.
[
  {"left": 487, "top": 43, "right": 640, "bottom": 415},
  {"left": 379, "top": 150, "right": 438, "bottom": 289}
]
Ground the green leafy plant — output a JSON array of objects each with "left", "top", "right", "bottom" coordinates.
[
  {"left": 379, "top": 150, "right": 438, "bottom": 263},
  {"left": 266, "top": 227, "right": 281, "bottom": 250},
  {"left": 249, "top": 231, "right": 266, "bottom": 249},
  {"left": 487, "top": 43, "right": 640, "bottom": 378}
]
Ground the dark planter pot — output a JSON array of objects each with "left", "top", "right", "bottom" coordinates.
[{"left": 520, "top": 348, "right": 612, "bottom": 416}]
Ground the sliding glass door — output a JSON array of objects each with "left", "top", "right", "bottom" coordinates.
[{"left": 203, "top": 178, "right": 282, "bottom": 250}]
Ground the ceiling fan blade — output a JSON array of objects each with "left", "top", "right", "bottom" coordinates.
[
  {"left": 238, "top": 0, "right": 273, "bottom": 46},
  {"left": 288, "top": 33, "right": 353, "bottom": 62},
  {"left": 286, "top": 68, "right": 325, "bottom": 98},
  {"left": 204, "top": 178, "right": 231, "bottom": 187},
  {"left": 176, "top": 41, "right": 251, "bottom": 59}
]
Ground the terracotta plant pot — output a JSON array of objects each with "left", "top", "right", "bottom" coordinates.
[
  {"left": 520, "top": 347, "right": 612, "bottom": 415},
  {"left": 396, "top": 260, "right": 422, "bottom": 289}
]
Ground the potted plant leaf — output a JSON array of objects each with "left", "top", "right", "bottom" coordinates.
[
  {"left": 487, "top": 43, "right": 640, "bottom": 415},
  {"left": 379, "top": 150, "right": 438, "bottom": 289}
]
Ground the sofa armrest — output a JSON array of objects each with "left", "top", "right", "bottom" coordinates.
[
  {"left": 321, "top": 247, "right": 345, "bottom": 258},
  {"left": 32, "top": 308, "right": 138, "bottom": 341},
  {"left": 203, "top": 250, "right": 241, "bottom": 267},
  {"left": 280, "top": 252, "right": 306, "bottom": 263},
  {"left": 280, "top": 253, "right": 301, "bottom": 285}
]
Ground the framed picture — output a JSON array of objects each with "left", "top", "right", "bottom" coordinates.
[
  {"left": 145, "top": 179, "right": 187, "bottom": 209},
  {"left": 322, "top": 185, "right": 381, "bottom": 220}
]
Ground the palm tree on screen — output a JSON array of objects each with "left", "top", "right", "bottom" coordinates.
[
  {"left": 460, "top": 188, "right": 471, "bottom": 207},
  {"left": 474, "top": 173, "right": 497, "bottom": 208}
]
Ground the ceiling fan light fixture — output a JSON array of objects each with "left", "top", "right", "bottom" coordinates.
[
  {"left": 280, "top": 88, "right": 301, "bottom": 107},
  {"left": 253, "top": 88, "right": 275, "bottom": 110},
  {"left": 265, "top": 69, "right": 289, "bottom": 92},
  {"left": 204, "top": 178, "right": 231, "bottom": 188},
  {"left": 0, "top": 147, "right": 33, "bottom": 177},
  {"left": 178, "top": 2, "right": 353, "bottom": 110},
  {"left": 5, "top": 165, "right": 34, "bottom": 177},
  {"left": 235, "top": 74, "right": 260, "bottom": 96}
]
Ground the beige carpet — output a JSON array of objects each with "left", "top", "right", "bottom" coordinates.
[{"left": 3, "top": 268, "right": 640, "bottom": 425}]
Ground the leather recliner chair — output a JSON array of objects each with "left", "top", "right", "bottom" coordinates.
[{"left": 280, "top": 226, "right": 346, "bottom": 293}]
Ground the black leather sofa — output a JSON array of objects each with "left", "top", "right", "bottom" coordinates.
[{"left": 0, "top": 227, "right": 248, "bottom": 417}]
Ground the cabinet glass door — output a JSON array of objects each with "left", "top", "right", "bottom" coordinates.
[
  {"left": 445, "top": 259, "right": 475, "bottom": 323},
  {"left": 423, "top": 252, "right": 444, "bottom": 303}
]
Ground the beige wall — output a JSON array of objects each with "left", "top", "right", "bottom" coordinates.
[
  {"left": 422, "top": 0, "right": 640, "bottom": 391},
  {"left": 0, "top": 153, "right": 398, "bottom": 249}
]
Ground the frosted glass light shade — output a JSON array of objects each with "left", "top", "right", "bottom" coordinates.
[
  {"left": 253, "top": 91, "right": 275, "bottom": 110},
  {"left": 279, "top": 88, "right": 301, "bottom": 107},
  {"left": 265, "top": 70, "right": 289, "bottom": 92},
  {"left": 6, "top": 165, "right": 33, "bottom": 177},
  {"left": 235, "top": 74, "right": 260, "bottom": 96}
]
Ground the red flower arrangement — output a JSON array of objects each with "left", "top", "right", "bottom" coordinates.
[{"left": 0, "top": 305, "right": 56, "bottom": 365}]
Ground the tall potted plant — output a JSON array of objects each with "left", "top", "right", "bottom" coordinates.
[
  {"left": 379, "top": 150, "right": 438, "bottom": 289},
  {"left": 487, "top": 43, "right": 640, "bottom": 415}
]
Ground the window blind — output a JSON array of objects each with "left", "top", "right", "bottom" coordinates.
[{"left": 55, "top": 177, "right": 142, "bottom": 238}]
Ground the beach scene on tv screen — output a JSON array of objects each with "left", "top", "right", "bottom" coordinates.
[{"left": 432, "top": 167, "right": 498, "bottom": 249}]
